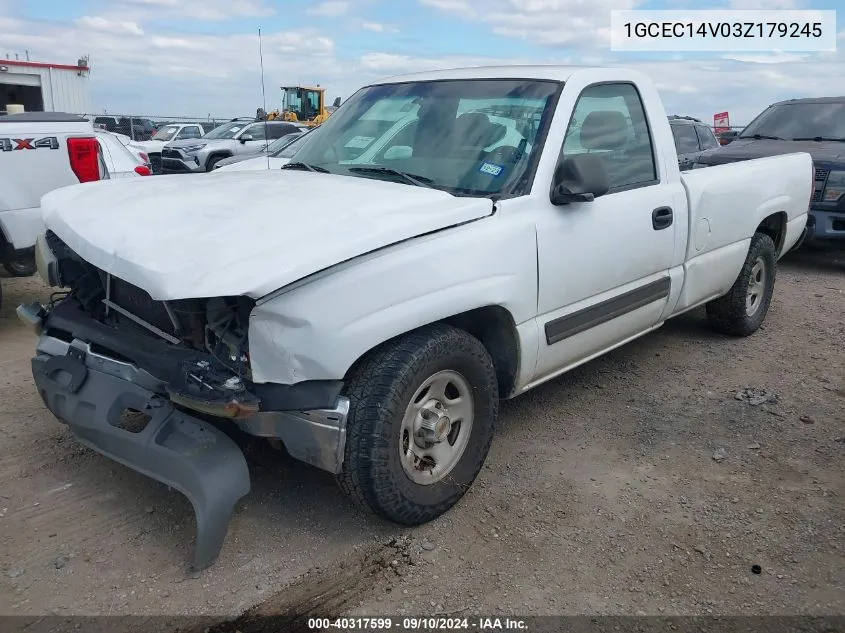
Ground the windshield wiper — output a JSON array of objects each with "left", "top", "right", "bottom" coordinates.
[
  {"left": 740, "top": 134, "right": 786, "bottom": 140},
  {"left": 792, "top": 136, "right": 845, "bottom": 142},
  {"left": 281, "top": 162, "right": 330, "bottom": 173},
  {"left": 347, "top": 166, "right": 434, "bottom": 188}
]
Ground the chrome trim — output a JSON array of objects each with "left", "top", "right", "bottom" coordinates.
[
  {"left": 235, "top": 397, "right": 351, "bottom": 474},
  {"left": 36, "top": 334, "right": 165, "bottom": 392}
]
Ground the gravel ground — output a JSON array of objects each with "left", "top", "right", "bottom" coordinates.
[{"left": 0, "top": 247, "right": 843, "bottom": 627}]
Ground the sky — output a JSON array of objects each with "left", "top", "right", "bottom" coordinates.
[{"left": 0, "top": 0, "right": 842, "bottom": 125}]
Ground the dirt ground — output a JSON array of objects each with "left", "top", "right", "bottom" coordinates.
[{"left": 1, "top": 247, "right": 843, "bottom": 626}]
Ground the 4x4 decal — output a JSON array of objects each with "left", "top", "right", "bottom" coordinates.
[{"left": 0, "top": 137, "right": 60, "bottom": 151}]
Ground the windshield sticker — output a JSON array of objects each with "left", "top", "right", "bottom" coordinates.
[
  {"left": 479, "top": 162, "right": 504, "bottom": 177},
  {"left": 345, "top": 135, "right": 375, "bottom": 149}
]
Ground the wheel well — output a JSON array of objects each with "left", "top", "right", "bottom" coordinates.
[
  {"left": 756, "top": 212, "right": 787, "bottom": 255},
  {"left": 345, "top": 306, "right": 521, "bottom": 398},
  {"left": 205, "top": 152, "right": 231, "bottom": 169}
]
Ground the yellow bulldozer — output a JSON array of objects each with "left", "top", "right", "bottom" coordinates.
[{"left": 266, "top": 85, "right": 339, "bottom": 127}]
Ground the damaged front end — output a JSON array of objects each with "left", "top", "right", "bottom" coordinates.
[{"left": 20, "top": 231, "right": 349, "bottom": 570}]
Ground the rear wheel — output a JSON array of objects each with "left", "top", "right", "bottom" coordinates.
[
  {"left": 337, "top": 324, "right": 498, "bottom": 525},
  {"left": 706, "top": 232, "right": 776, "bottom": 336}
]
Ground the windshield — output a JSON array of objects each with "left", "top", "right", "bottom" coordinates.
[
  {"left": 741, "top": 102, "right": 845, "bottom": 140},
  {"left": 152, "top": 125, "right": 180, "bottom": 141},
  {"left": 292, "top": 79, "right": 561, "bottom": 196},
  {"left": 203, "top": 121, "right": 249, "bottom": 140},
  {"left": 272, "top": 132, "right": 312, "bottom": 158},
  {"left": 266, "top": 132, "right": 304, "bottom": 154}
]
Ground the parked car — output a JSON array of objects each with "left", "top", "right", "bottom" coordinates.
[
  {"left": 0, "top": 112, "right": 106, "bottom": 294},
  {"left": 92, "top": 116, "right": 155, "bottom": 142},
  {"left": 106, "top": 130, "right": 151, "bottom": 166},
  {"left": 129, "top": 123, "right": 206, "bottom": 173},
  {"left": 23, "top": 66, "right": 810, "bottom": 570},
  {"left": 212, "top": 130, "right": 311, "bottom": 171},
  {"left": 95, "top": 130, "right": 153, "bottom": 178},
  {"left": 161, "top": 119, "right": 304, "bottom": 173},
  {"left": 695, "top": 96, "right": 845, "bottom": 245},
  {"left": 668, "top": 116, "right": 720, "bottom": 171}
]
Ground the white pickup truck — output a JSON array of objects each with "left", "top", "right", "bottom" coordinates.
[
  {"left": 0, "top": 113, "right": 149, "bottom": 305},
  {"left": 0, "top": 113, "right": 106, "bottom": 303},
  {"left": 20, "top": 66, "right": 811, "bottom": 571}
]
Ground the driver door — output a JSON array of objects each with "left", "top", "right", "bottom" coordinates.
[
  {"left": 235, "top": 123, "right": 268, "bottom": 155},
  {"left": 532, "top": 82, "right": 680, "bottom": 381}
]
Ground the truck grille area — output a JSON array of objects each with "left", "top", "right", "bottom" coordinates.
[{"left": 44, "top": 230, "right": 254, "bottom": 357}]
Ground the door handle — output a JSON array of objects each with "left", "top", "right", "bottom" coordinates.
[{"left": 652, "top": 206, "right": 673, "bottom": 230}]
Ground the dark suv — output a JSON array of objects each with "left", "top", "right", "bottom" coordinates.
[
  {"left": 695, "top": 97, "right": 845, "bottom": 246},
  {"left": 669, "top": 116, "right": 720, "bottom": 171}
]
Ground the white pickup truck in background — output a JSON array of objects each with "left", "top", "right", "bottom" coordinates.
[
  {"left": 0, "top": 113, "right": 150, "bottom": 306},
  {"left": 0, "top": 112, "right": 105, "bottom": 304},
  {"left": 20, "top": 66, "right": 811, "bottom": 570}
]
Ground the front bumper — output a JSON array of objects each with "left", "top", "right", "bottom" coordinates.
[
  {"left": 806, "top": 208, "right": 845, "bottom": 242},
  {"left": 161, "top": 149, "right": 205, "bottom": 174},
  {"left": 21, "top": 300, "right": 351, "bottom": 570}
]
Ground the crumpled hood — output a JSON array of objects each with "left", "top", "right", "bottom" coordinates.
[
  {"left": 41, "top": 171, "right": 493, "bottom": 300},
  {"left": 699, "top": 138, "right": 845, "bottom": 166}
]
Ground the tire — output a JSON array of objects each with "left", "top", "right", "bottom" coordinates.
[
  {"left": 205, "top": 155, "right": 227, "bottom": 172},
  {"left": 3, "top": 258, "right": 37, "bottom": 277},
  {"left": 337, "top": 324, "right": 498, "bottom": 526},
  {"left": 706, "top": 232, "right": 776, "bottom": 337}
]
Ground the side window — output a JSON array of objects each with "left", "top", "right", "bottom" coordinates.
[
  {"left": 178, "top": 126, "right": 202, "bottom": 139},
  {"left": 671, "top": 125, "right": 701, "bottom": 154},
  {"left": 560, "top": 83, "right": 657, "bottom": 190},
  {"left": 267, "top": 125, "right": 294, "bottom": 140},
  {"left": 695, "top": 125, "right": 719, "bottom": 150},
  {"left": 243, "top": 124, "right": 266, "bottom": 141}
]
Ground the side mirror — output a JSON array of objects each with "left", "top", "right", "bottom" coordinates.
[
  {"left": 332, "top": 97, "right": 341, "bottom": 108},
  {"left": 549, "top": 153, "right": 610, "bottom": 205},
  {"left": 239, "top": 134, "right": 253, "bottom": 143},
  {"left": 383, "top": 145, "right": 412, "bottom": 161}
]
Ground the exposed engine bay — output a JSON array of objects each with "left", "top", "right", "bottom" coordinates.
[{"left": 42, "top": 230, "right": 260, "bottom": 419}]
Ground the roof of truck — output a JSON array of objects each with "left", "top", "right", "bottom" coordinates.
[
  {"left": 0, "top": 112, "right": 89, "bottom": 123},
  {"left": 372, "top": 65, "right": 622, "bottom": 85}
]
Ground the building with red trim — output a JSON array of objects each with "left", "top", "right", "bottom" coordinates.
[{"left": 1, "top": 58, "right": 92, "bottom": 115}]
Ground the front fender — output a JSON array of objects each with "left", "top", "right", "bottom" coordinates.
[{"left": 247, "top": 217, "right": 538, "bottom": 385}]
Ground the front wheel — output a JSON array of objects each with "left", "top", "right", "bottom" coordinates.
[
  {"left": 3, "top": 258, "right": 37, "bottom": 277},
  {"left": 706, "top": 232, "right": 776, "bottom": 336},
  {"left": 337, "top": 324, "right": 498, "bottom": 525}
]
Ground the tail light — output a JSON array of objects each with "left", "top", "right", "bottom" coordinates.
[
  {"left": 134, "top": 165, "right": 152, "bottom": 176},
  {"left": 67, "top": 137, "right": 101, "bottom": 183},
  {"left": 139, "top": 151, "right": 149, "bottom": 163}
]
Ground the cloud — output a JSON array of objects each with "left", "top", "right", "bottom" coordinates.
[
  {"left": 360, "top": 21, "right": 399, "bottom": 33},
  {"left": 308, "top": 1, "right": 351, "bottom": 17},
  {"left": 75, "top": 16, "right": 144, "bottom": 36},
  {"left": 126, "top": 0, "right": 275, "bottom": 20},
  {"left": 422, "top": 0, "right": 642, "bottom": 47}
]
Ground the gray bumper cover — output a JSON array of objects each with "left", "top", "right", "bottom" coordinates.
[{"left": 32, "top": 343, "right": 250, "bottom": 571}]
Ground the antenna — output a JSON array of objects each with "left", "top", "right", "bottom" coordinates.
[{"left": 258, "top": 28, "right": 270, "bottom": 171}]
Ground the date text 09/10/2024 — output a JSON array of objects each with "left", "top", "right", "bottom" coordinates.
[{"left": 307, "top": 617, "right": 528, "bottom": 630}]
